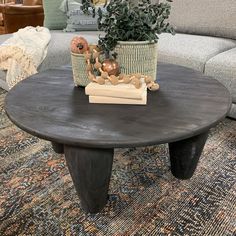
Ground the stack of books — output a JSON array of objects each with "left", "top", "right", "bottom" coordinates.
[{"left": 85, "top": 81, "right": 147, "bottom": 105}]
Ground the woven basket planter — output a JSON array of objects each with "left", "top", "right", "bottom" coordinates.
[
  {"left": 114, "top": 41, "right": 158, "bottom": 80},
  {"left": 71, "top": 52, "right": 90, "bottom": 87}
]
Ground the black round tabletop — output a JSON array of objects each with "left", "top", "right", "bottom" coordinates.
[{"left": 5, "top": 64, "right": 231, "bottom": 148}]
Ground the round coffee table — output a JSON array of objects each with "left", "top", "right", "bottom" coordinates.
[{"left": 5, "top": 63, "right": 231, "bottom": 213}]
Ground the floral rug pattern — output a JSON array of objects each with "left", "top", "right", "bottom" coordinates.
[{"left": 0, "top": 88, "right": 236, "bottom": 236}]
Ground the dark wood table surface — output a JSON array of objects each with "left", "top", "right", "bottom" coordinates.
[{"left": 5, "top": 63, "right": 232, "bottom": 213}]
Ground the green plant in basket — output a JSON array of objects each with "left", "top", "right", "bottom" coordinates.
[
  {"left": 81, "top": 0, "right": 174, "bottom": 54},
  {"left": 80, "top": 0, "right": 174, "bottom": 85}
]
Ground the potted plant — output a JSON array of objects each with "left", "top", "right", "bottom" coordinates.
[{"left": 82, "top": 0, "right": 174, "bottom": 80}]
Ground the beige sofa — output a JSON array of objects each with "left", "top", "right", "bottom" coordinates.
[{"left": 0, "top": 0, "right": 236, "bottom": 119}]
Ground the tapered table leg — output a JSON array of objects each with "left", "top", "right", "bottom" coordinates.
[
  {"left": 169, "top": 131, "right": 209, "bottom": 180},
  {"left": 64, "top": 145, "right": 114, "bottom": 213},
  {"left": 51, "top": 142, "right": 64, "bottom": 154}
]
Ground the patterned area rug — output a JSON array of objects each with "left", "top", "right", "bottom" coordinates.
[{"left": 0, "top": 88, "right": 236, "bottom": 236}]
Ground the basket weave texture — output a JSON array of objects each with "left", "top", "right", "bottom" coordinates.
[
  {"left": 71, "top": 52, "right": 90, "bottom": 87},
  {"left": 114, "top": 41, "right": 158, "bottom": 80},
  {"left": 71, "top": 41, "right": 158, "bottom": 87}
]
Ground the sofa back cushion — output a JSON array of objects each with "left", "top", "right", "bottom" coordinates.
[
  {"left": 168, "top": 0, "right": 236, "bottom": 40},
  {"left": 43, "top": 0, "right": 67, "bottom": 30}
]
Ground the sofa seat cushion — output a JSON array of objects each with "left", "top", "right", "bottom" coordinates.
[
  {"left": 158, "top": 33, "right": 236, "bottom": 72},
  {"left": 205, "top": 48, "right": 236, "bottom": 104}
]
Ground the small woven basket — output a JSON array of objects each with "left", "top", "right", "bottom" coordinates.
[
  {"left": 71, "top": 52, "right": 90, "bottom": 87},
  {"left": 114, "top": 41, "right": 158, "bottom": 80}
]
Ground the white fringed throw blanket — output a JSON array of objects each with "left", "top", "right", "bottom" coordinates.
[{"left": 0, "top": 26, "right": 51, "bottom": 89}]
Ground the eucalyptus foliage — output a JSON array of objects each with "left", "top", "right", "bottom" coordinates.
[{"left": 82, "top": 0, "right": 174, "bottom": 53}]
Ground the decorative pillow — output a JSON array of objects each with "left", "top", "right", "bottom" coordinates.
[
  {"left": 59, "top": 0, "right": 82, "bottom": 12},
  {"left": 60, "top": 0, "right": 102, "bottom": 32},
  {"left": 43, "top": 0, "right": 67, "bottom": 30}
]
